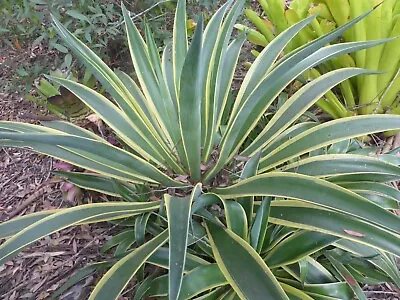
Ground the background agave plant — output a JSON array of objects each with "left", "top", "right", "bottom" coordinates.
[
  {"left": 0, "top": 0, "right": 400, "bottom": 298},
  {"left": 240, "top": 0, "right": 400, "bottom": 121}
]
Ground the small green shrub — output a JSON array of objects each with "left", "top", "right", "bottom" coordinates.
[
  {"left": 0, "top": 0, "right": 174, "bottom": 92},
  {"left": 1, "top": 0, "right": 400, "bottom": 298},
  {"left": 1, "top": 0, "right": 124, "bottom": 60}
]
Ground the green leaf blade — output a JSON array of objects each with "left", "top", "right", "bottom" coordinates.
[
  {"left": 179, "top": 17, "right": 204, "bottom": 181},
  {"left": 0, "top": 202, "right": 160, "bottom": 265},
  {"left": 215, "top": 173, "right": 400, "bottom": 235},
  {"left": 89, "top": 230, "right": 168, "bottom": 300},
  {"left": 206, "top": 221, "right": 289, "bottom": 300},
  {"left": 165, "top": 183, "right": 202, "bottom": 300}
]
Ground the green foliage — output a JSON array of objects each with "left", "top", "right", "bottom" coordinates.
[
  {"left": 0, "top": 0, "right": 121, "bottom": 93},
  {"left": 1, "top": 0, "right": 400, "bottom": 298},
  {"left": 0, "top": 0, "right": 124, "bottom": 58},
  {"left": 0, "top": 0, "right": 175, "bottom": 93},
  {"left": 240, "top": 0, "right": 400, "bottom": 123}
]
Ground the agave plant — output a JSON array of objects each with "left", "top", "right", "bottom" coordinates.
[
  {"left": 240, "top": 0, "right": 400, "bottom": 121},
  {"left": 1, "top": 0, "right": 400, "bottom": 298}
]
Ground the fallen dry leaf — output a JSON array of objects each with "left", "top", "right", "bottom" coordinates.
[
  {"left": 343, "top": 229, "right": 365, "bottom": 237},
  {"left": 174, "top": 174, "right": 189, "bottom": 182},
  {"left": 344, "top": 274, "right": 357, "bottom": 286}
]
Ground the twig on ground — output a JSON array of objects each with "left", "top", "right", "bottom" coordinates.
[{"left": 7, "top": 180, "right": 60, "bottom": 219}]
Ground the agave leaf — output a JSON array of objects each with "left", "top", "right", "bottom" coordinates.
[
  {"left": 280, "top": 256, "right": 336, "bottom": 285},
  {"left": 329, "top": 174, "right": 400, "bottom": 183},
  {"left": 303, "top": 282, "right": 353, "bottom": 299},
  {"left": 201, "top": 0, "right": 245, "bottom": 162},
  {"left": 0, "top": 138, "right": 147, "bottom": 184},
  {"left": 269, "top": 200, "right": 400, "bottom": 256},
  {"left": 337, "top": 181, "right": 400, "bottom": 201},
  {"left": 231, "top": 15, "right": 318, "bottom": 118},
  {"left": 147, "top": 247, "right": 209, "bottom": 272},
  {"left": 172, "top": 0, "right": 188, "bottom": 94},
  {"left": 114, "top": 70, "right": 154, "bottom": 130},
  {"left": 47, "top": 76, "right": 184, "bottom": 173},
  {"left": 191, "top": 193, "right": 247, "bottom": 238},
  {"left": 262, "top": 122, "right": 319, "bottom": 157},
  {"left": 264, "top": 227, "right": 297, "bottom": 254},
  {"left": 133, "top": 273, "right": 158, "bottom": 300},
  {"left": 51, "top": 16, "right": 165, "bottom": 149},
  {"left": 241, "top": 68, "right": 374, "bottom": 156},
  {"left": 215, "top": 173, "right": 400, "bottom": 235},
  {"left": 205, "top": 220, "right": 289, "bottom": 299},
  {"left": 237, "top": 40, "right": 389, "bottom": 144},
  {"left": 200, "top": 0, "right": 233, "bottom": 146},
  {"left": 347, "top": 264, "right": 390, "bottom": 285},
  {"left": 206, "top": 40, "right": 390, "bottom": 182},
  {"left": 279, "top": 282, "right": 314, "bottom": 300},
  {"left": 42, "top": 120, "right": 103, "bottom": 140},
  {"left": 353, "top": 192, "right": 398, "bottom": 209},
  {"left": 202, "top": 33, "right": 245, "bottom": 161},
  {"left": 250, "top": 196, "right": 271, "bottom": 253},
  {"left": 135, "top": 213, "right": 151, "bottom": 245},
  {"left": 325, "top": 253, "right": 367, "bottom": 300},
  {"left": 335, "top": 240, "right": 400, "bottom": 287},
  {"left": 193, "top": 287, "right": 228, "bottom": 299},
  {"left": 178, "top": 17, "right": 204, "bottom": 180},
  {"left": 165, "top": 183, "right": 202, "bottom": 299},
  {"left": 89, "top": 230, "right": 168, "bottom": 300},
  {"left": 122, "top": 5, "right": 181, "bottom": 155},
  {"left": 237, "top": 152, "right": 261, "bottom": 223},
  {"left": 0, "top": 121, "right": 63, "bottom": 134},
  {"left": 144, "top": 264, "right": 228, "bottom": 298},
  {"left": 100, "top": 229, "right": 135, "bottom": 255},
  {"left": 142, "top": 274, "right": 169, "bottom": 298},
  {"left": 328, "top": 139, "right": 351, "bottom": 154},
  {"left": 177, "top": 264, "right": 229, "bottom": 299},
  {"left": 282, "top": 154, "right": 400, "bottom": 182},
  {"left": 0, "top": 211, "right": 57, "bottom": 239},
  {"left": 219, "top": 289, "right": 240, "bottom": 300},
  {"left": 274, "top": 6, "right": 374, "bottom": 68},
  {"left": 221, "top": 199, "right": 248, "bottom": 239},
  {"left": 0, "top": 131, "right": 182, "bottom": 186},
  {"left": 265, "top": 231, "right": 340, "bottom": 268},
  {"left": 260, "top": 115, "right": 400, "bottom": 171},
  {"left": 0, "top": 123, "right": 144, "bottom": 183},
  {"left": 55, "top": 171, "right": 135, "bottom": 196},
  {"left": 0, "top": 202, "right": 160, "bottom": 264}
]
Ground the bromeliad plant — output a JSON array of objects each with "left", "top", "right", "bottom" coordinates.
[
  {"left": 1, "top": 0, "right": 400, "bottom": 298},
  {"left": 240, "top": 0, "right": 400, "bottom": 120}
]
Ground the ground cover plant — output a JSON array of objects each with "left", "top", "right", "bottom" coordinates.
[
  {"left": 0, "top": 0, "right": 400, "bottom": 298},
  {"left": 0, "top": 0, "right": 123, "bottom": 92},
  {"left": 239, "top": 0, "right": 400, "bottom": 122},
  {"left": 0, "top": 0, "right": 175, "bottom": 93}
]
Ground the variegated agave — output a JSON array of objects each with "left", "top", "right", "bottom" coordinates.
[{"left": 0, "top": 0, "right": 399, "bottom": 299}]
